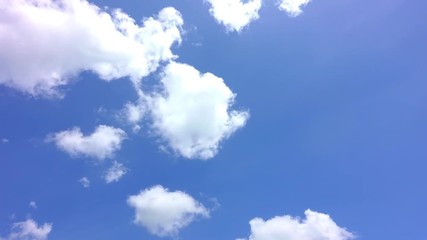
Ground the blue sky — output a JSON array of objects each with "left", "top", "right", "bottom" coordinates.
[{"left": 0, "top": 0, "right": 426, "bottom": 239}]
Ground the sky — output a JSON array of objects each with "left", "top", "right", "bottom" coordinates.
[{"left": 0, "top": 0, "right": 426, "bottom": 239}]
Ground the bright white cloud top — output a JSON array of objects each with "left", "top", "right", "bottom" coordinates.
[
  {"left": 0, "top": 0, "right": 183, "bottom": 97},
  {"left": 48, "top": 125, "right": 126, "bottom": 160},
  {"left": 147, "top": 62, "right": 249, "bottom": 160},
  {"left": 127, "top": 185, "right": 209, "bottom": 237},
  {"left": 278, "top": 0, "right": 311, "bottom": 17},
  {"left": 207, "top": 0, "right": 262, "bottom": 32},
  {"left": 104, "top": 161, "right": 128, "bottom": 183},
  {"left": 239, "top": 209, "right": 355, "bottom": 240},
  {"left": 2, "top": 219, "right": 52, "bottom": 240}
]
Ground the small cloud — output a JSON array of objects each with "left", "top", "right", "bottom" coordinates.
[
  {"left": 96, "top": 106, "right": 107, "bottom": 114},
  {"left": 207, "top": 0, "right": 262, "bottom": 32},
  {"left": 104, "top": 161, "right": 128, "bottom": 183},
  {"left": 127, "top": 185, "right": 209, "bottom": 237},
  {"left": 29, "top": 201, "right": 37, "bottom": 209},
  {"left": 79, "top": 177, "right": 90, "bottom": 188},
  {"left": 3, "top": 219, "right": 52, "bottom": 240},
  {"left": 192, "top": 42, "right": 203, "bottom": 47},
  {"left": 238, "top": 209, "right": 355, "bottom": 240},
  {"left": 277, "top": 0, "right": 311, "bottom": 17},
  {"left": 47, "top": 125, "right": 126, "bottom": 160},
  {"left": 1, "top": 138, "right": 9, "bottom": 143},
  {"left": 123, "top": 102, "right": 145, "bottom": 133}
]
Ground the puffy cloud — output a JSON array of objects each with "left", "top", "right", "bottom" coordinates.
[
  {"left": 0, "top": 0, "right": 183, "bottom": 97},
  {"left": 145, "top": 62, "right": 249, "bottom": 160},
  {"left": 103, "top": 161, "right": 128, "bottom": 183},
  {"left": 48, "top": 125, "right": 126, "bottom": 160},
  {"left": 3, "top": 219, "right": 52, "bottom": 240},
  {"left": 239, "top": 209, "right": 355, "bottom": 240},
  {"left": 127, "top": 185, "right": 209, "bottom": 237},
  {"left": 278, "top": 0, "right": 311, "bottom": 17},
  {"left": 79, "top": 177, "right": 90, "bottom": 188},
  {"left": 207, "top": 0, "right": 262, "bottom": 32}
]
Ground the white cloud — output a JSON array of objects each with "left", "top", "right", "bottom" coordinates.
[
  {"left": 0, "top": 0, "right": 183, "bottom": 97},
  {"left": 104, "top": 161, "right": 128, "bottom": 183},
  {"left": 127, "top": 185, "right": 209, "bottom": 237},
  {"left": 48, "top": 125, "right": 126, "bottom": 160},
  {"left": 146, "top": 62, "right": 249, "bottom": 160},
  {"left": 278, "top": 0, "right": 311, "bottom": 17},
  {"left": 1, "top": 138, "right": 9, "bottom": 143},
  {"left": 79, "top": 177, "right": 90, "bottom": 188},
  {"left": 3, "top": 219, "right": 52, "bottom": 240},
  {"left": 239, "top": 209, "right": 355, "bottom": 240},
  {"left": 29, "top": 201, "right": 37, "bottom": 209},
  {"left": 123, "top": 101, "right": 146, "bottom": 133},
  {"left": 207, "top": 0, "right": 262, "bottom": 32}
]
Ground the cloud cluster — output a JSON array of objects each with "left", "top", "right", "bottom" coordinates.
[
  {"left": 104, "top": 161, "right": 128, "bottom": 183},
  {"left": 125, "top": 62, "right": 249, "bottom": 160},
  {"left": 207, "top": 0, "right": 312, "bottom": 31},
  {"left": 207, "top": 0, "right": 262, "bottom": 32},
  {"left": 127, "top": 185, "right": 209, "bottom": 237},
  {"left": 1, "top": 2, "right": 356, "bottom": 240},
  {"left": 278, "top": 0, "right": 312, "bottom": 17},
  {"left": 2, "top": 219, "right": 52, "bottom": 240},
  {"left": 48, "top": 125, "right": 126, "bottom": 160},
  {"left": 18, "top": 0, "right": 249, "bottom": 160},
  {"left": 239, "top": 209, "right": 355, "bottom": 240},
  {"left": 0, "top": 0, "right": 183, "bottom": 96}
]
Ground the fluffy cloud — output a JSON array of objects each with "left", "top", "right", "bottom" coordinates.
[
  {"left": 48, "top": 125, "right": 126, "bottom": 160},
  {"left": 239, "top": 209, "right": 355, "bottom": 240},
  {"left": 0, "top": 0, "right": 183, "bottom": 96},
  {"left": 2, "top": 219, "right": 52, "bottom": 240},
  {"left": 143, "top": 62, "right": 249, "bottom": 160},
  {"left": 79, "top": 177, "right": 90, "bottom": 188},
  {"left": 104, "top": 161, "right": 128, "bottom": 183},
  {"left": 127, "top": 185, "right": 209, "bottom": 237},
  {"left": 278, "top": 0, "right": 311, "bottom": 17},
  {"left": 122, "top": 62, "right": 249, "bottom": 160},
  {"left": 207, "top": 0, "right": 262, "bottom": 32}
]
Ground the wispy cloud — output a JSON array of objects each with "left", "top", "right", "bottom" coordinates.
[
  {"left": 2, "top": 219, "right": 52, "bottom": 240},
  {"left": 104, "top": 161, "right": 128, "bottom": 183},
  {"left": 29, "top": 201, "right": 37, "bottom": 209},
  {"left": 79, "top": 177, "right": 90, "bottom": 188}
]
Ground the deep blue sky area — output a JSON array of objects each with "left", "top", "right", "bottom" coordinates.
[{"left": 1, "top": 0, "right": 426, "bottom": 239}]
